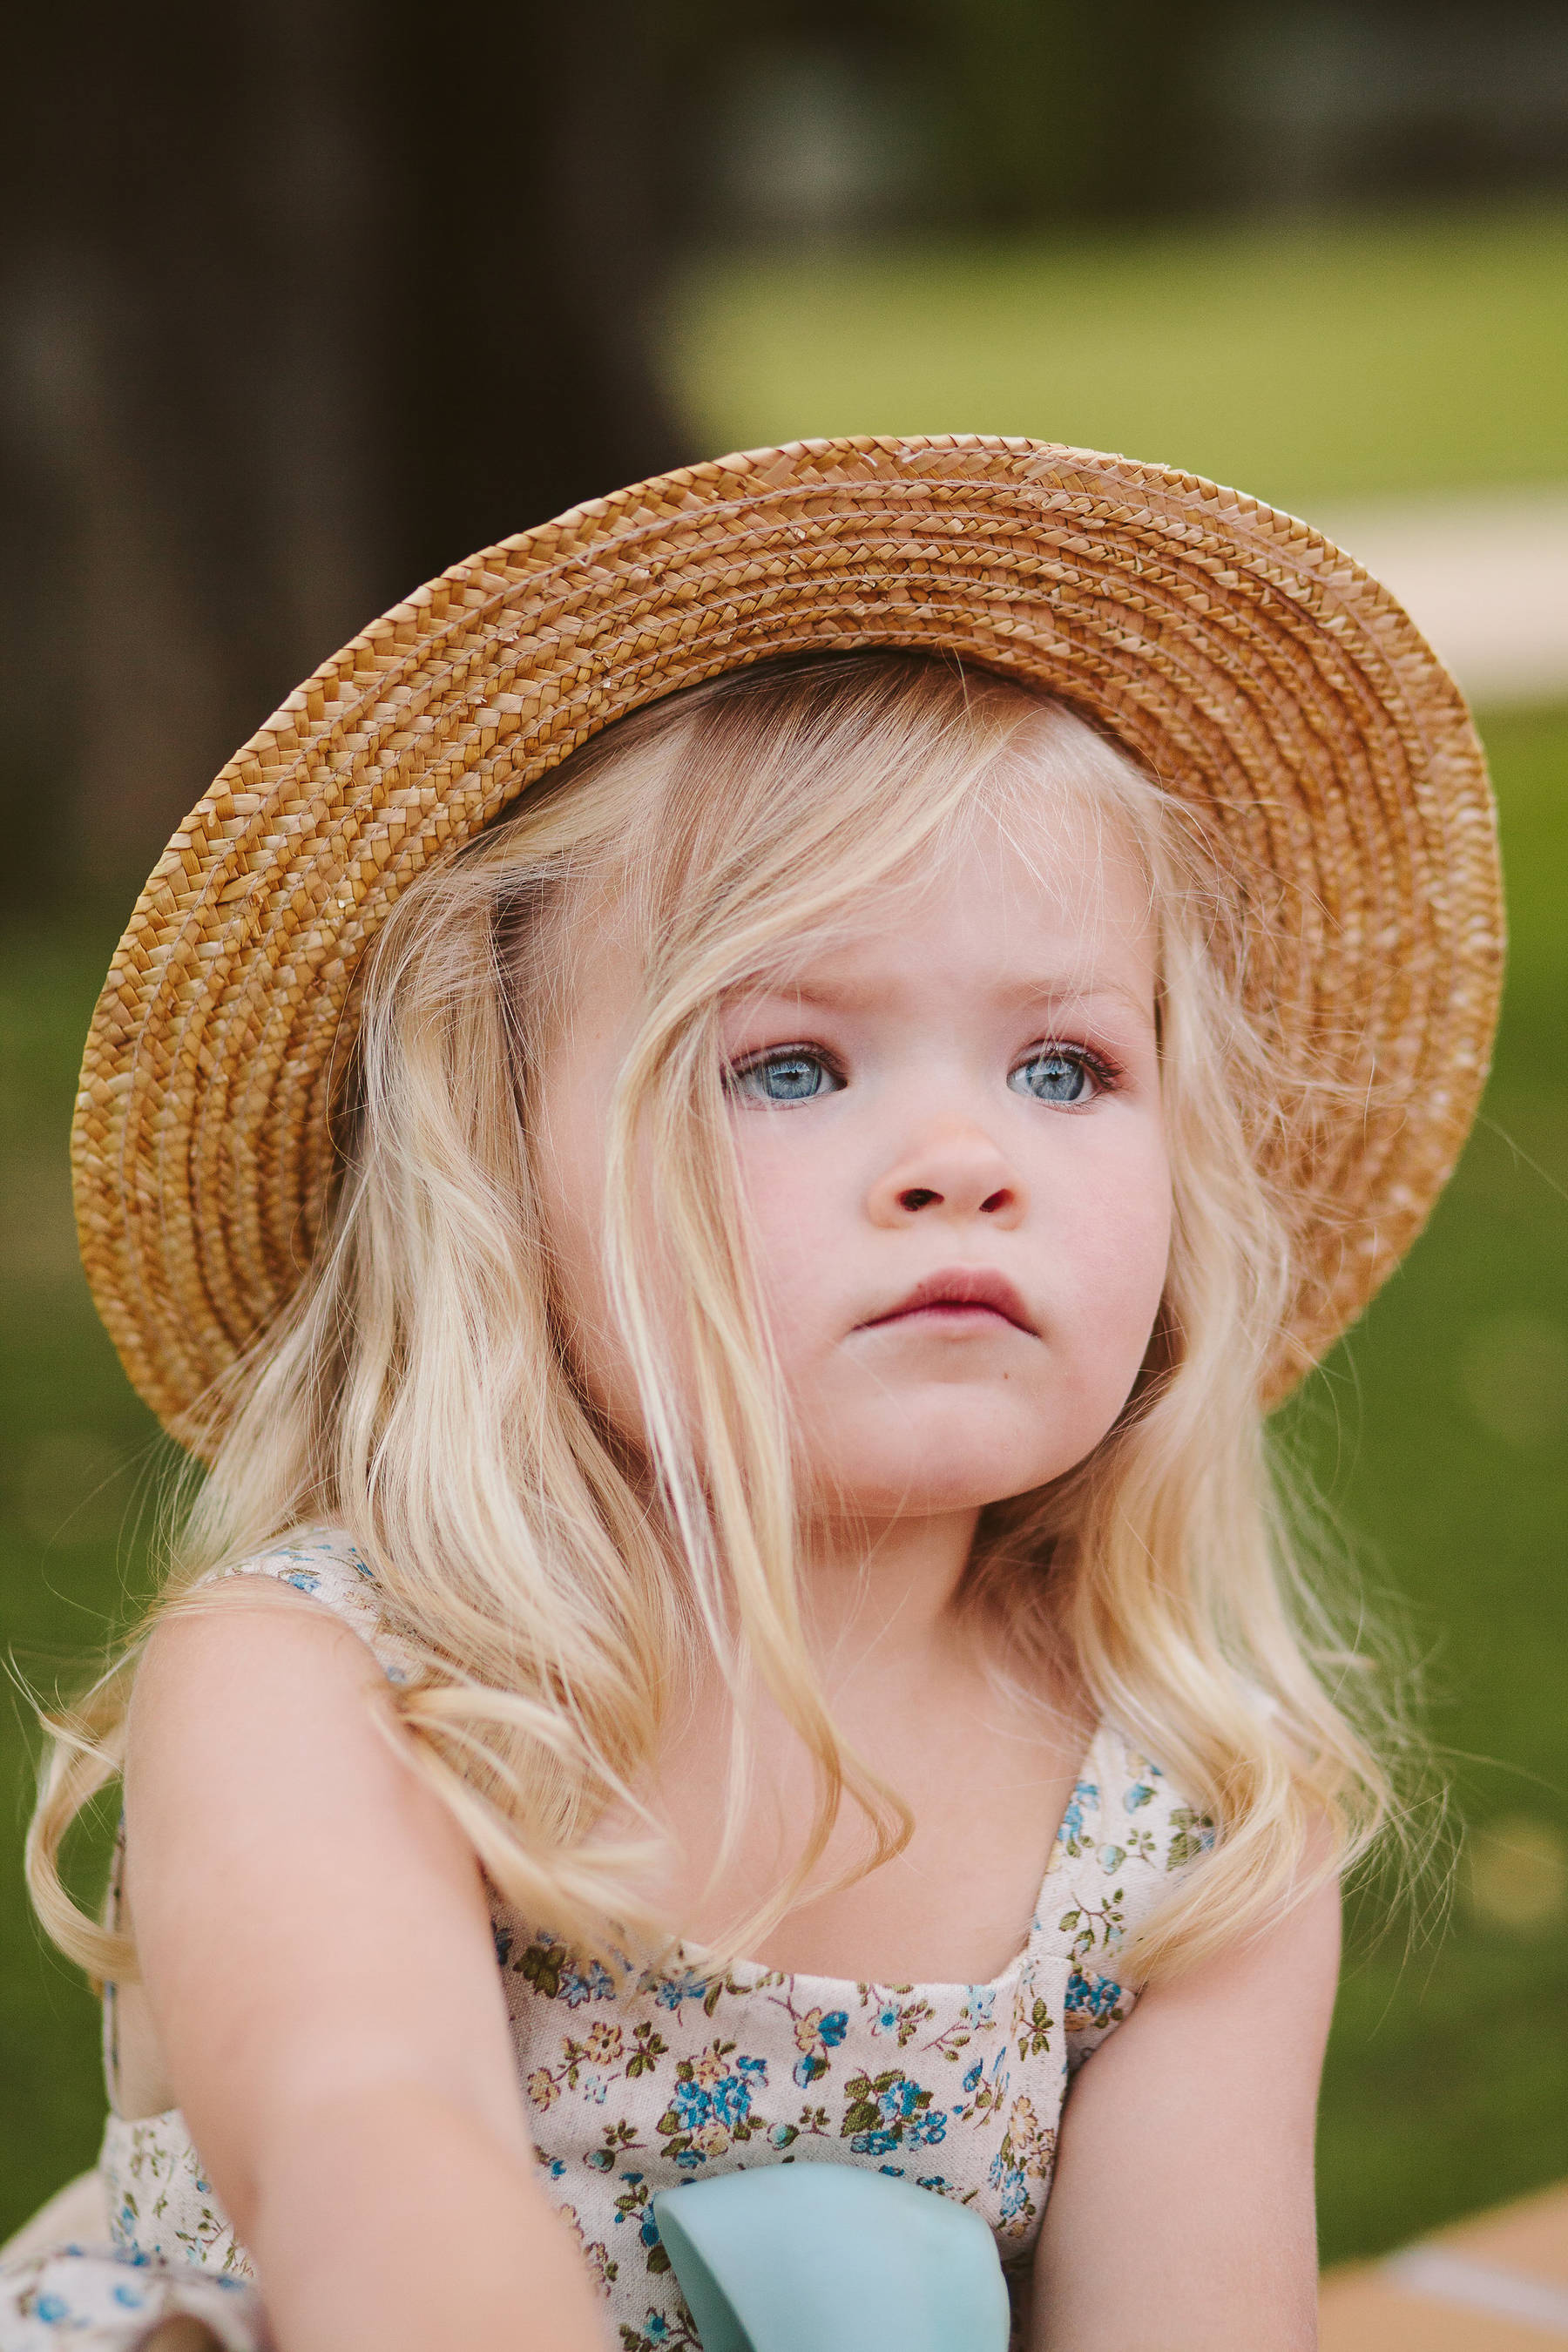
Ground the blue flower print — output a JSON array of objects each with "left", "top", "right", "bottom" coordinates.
[
  {"left": 790, "top": 2003, "right": 849, "bottom": 2085},
  {"left": 983, "top": 2093, "right": 1056, "bottom": 2240},
  {"left": 841, "top": 2065, "right": 943, "bottom": 2155},
  {"left": 1064, "top": 1970, "right": 1125, "bottom": 2030},
  {"left": 657, "top": 2043, "right": 769, "bottom": 2166},
  {"left": 998, "top": 2166, "right": 1031, "bottom": 2224},
  {"left": 110, "top": 2281, "right": 148, "bottom": 2308},
  {"left": 560, "top": 1959, "right": 615, "bottom": 2009},
  {"left": 962, "top": 1986, "right": 996, "bottom": 2029},
  {"left": 652, "top": 1968, "right": 709, "bottom": 2016},
  {"left": 881, "top": 2079, "right": 925, "bottom": 2126},
  {"left": 609, "top": 2172, "right": 668, "bottom": 2274},
  {"left": 35, "top": 2295, "right": 70, "bottom": 2322},
  {"left": 671, "top": 2074, "right": 744, "bottom": 2138},
  {"left": 870, "top": 2001, "right": 901, "bottom": 2036},
  {"left": 1056, "top": 1780, "right": 1098, "bottom": 1856},
  {"left": 281, "top": 1569, "right": 321, "bottom": 1595},
  {"left": 962, "top": 2061, "right": 983, "bottom": 2094}
]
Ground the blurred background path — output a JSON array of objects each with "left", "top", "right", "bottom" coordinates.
[
  {"left": 2, "top": 2, "right": 1565, "bottom": 2315},
  {"left": 1323, "top": 488, "right": 1568, "bottom": 708},
  {"left": 1321, "top": 2180, "right": 1568, "bottom": 2347}
]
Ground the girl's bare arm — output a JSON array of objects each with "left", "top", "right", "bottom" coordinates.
[
  {"left": 1031, "top": 1872, "right": 1341, "bottom": 2351},
  {"left": 124, "top": 1583, "right": 609, "bottom": 2352}
]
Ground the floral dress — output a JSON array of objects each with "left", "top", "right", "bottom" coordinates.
[{"left": 0, "top": 1531, "right": 1212, "bottom": 2350}]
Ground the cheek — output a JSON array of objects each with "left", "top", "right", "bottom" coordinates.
[
  {"left": 532, "top": 1075, "right": 647, "bottom": 1436},
  {"left": 727, "top": 1125, "right": 843, "bottom": 1350},
  {"left": 1057, "top": 1134, "right": 1173, "bottom": 1374}
]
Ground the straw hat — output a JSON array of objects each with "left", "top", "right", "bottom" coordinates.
[{"left": 72, "top": 436, "right": 1504, "bottom": 1439}]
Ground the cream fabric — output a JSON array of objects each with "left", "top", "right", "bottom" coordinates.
[{"left": 6, "top": 1531, "right": 1209, "bottom": 2350}]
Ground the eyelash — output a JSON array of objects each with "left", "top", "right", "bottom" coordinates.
[
  {"left": 726, "top": 1040, "right": 1125, "bottom": 1099},
  {"left": 1017, "top": 1042, "right": 1125, "bottom": 1093},
  {"left": 726, "top": 1044, "right": 848, "bottom": 1103}
]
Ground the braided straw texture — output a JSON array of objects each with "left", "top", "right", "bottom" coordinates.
[{"left": 73, "top": 436, "right": 1503, "bottom": 1439}]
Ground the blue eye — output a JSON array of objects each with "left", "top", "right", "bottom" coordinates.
[
  {"left": 729, "top": 1050, "right": 843, "bottom": 1105},
  {"left": 1010, "top": 1051, "right": 1097, "bottom": 1105}
]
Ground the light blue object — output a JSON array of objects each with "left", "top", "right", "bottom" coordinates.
[{"left": 651, "top": 2163, "right": 1011, "bottom": 2352}]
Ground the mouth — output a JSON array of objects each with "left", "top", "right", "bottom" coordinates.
[{"left": 856, "top": 1267, "right": 1037, "bottom": 1337}]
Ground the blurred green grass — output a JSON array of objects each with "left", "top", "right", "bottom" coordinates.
[
  {"left": 1, "top": 703, "right": 1565, "bottom": 2257},
  {"left": 3, "top": 199, "right": 1567, "bottom": 2260},
  {"left": 668, "top": 203, "right": 1568, "bottom": 510}
]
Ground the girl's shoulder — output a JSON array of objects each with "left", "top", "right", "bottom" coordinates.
[{"left": 196, "top": 1525, "right": 421, "bottom": 1686}]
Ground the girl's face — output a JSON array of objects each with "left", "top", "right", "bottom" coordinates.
[{"left": 537, "top": 796, "right": 1171, "bottom": 1530}]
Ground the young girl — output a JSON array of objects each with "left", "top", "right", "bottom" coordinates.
[{"left": 6, "top": 437, "right": 1502, "bottom": 2352}]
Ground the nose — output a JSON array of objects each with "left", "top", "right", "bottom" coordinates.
[{"left": 866, "top": 1119, "right": 1026, "bottom": 1230}]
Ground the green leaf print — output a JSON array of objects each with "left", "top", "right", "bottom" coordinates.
[
  {"left": 626, "top": 2021, "right": 667, "bottom": 2077},
  {"left": 1016, "top": 1997, "right": 1054, "bottom": 2061},
  {"left": 1059, "top": 1887, "right": 1125, "bottom": 1965},
  {"left": 838, "top": 2066, "right": 936, "bottom": 2147},
  {"left": 517, "top": 1938, "right": 565, "bottom": 2000},
  {"left": 1166, "top": 1808, "right": 1216, "bottom": 1869}
]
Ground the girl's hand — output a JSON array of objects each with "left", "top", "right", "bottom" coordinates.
[
  {"left": 124, "top": 1581, "right": 610, "bottom": 2352},
  {"left": 1030, "top": 1870, "right": 1341, "bottom": 2351}
]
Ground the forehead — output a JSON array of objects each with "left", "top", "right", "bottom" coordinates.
[{"left": 753, "top": 794, "right": 1156, "bottom": 1006}]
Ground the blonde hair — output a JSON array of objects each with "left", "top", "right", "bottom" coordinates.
[{"left": 31, "top": 652, "right": 1402, "bottom": 1985}]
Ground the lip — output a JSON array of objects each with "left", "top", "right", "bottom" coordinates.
[{"left": 856, "top": 1267, "right": 1037, "bottom": 1336}]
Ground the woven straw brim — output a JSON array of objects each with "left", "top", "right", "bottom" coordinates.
[{"left": 73, "top": 436, "right": 1503, "bottom": 1441}]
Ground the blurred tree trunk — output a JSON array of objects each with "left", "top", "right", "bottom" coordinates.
[{"left": 0, "top": 0, "right": 686, "bottom": 909}]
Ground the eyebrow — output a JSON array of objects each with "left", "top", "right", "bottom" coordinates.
[{"left": 738, "top": 975, "right": 1155, "bottom": 1022}]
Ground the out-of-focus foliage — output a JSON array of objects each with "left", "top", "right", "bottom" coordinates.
[
  {"left": 669, "top": 204, "right": 1568, "bottom": 511},
  {"left": 655, "top": 0, "right": 1568, "bottom": 237}
]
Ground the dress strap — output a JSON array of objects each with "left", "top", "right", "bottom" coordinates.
[
  {"left": 1037, "top": 1719, "right": 1217, "bottom": 2075},
  {"left": 198, "top": 1525, "right": 421, "bottom": 1686}
]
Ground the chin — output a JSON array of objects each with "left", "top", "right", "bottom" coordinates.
[
  {"left": 797, "top": 1382, "right": 1130, "bottom": 1519},
  {"left": 817, "top": 1432, "right": 1095, "bottom": 1519}
]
